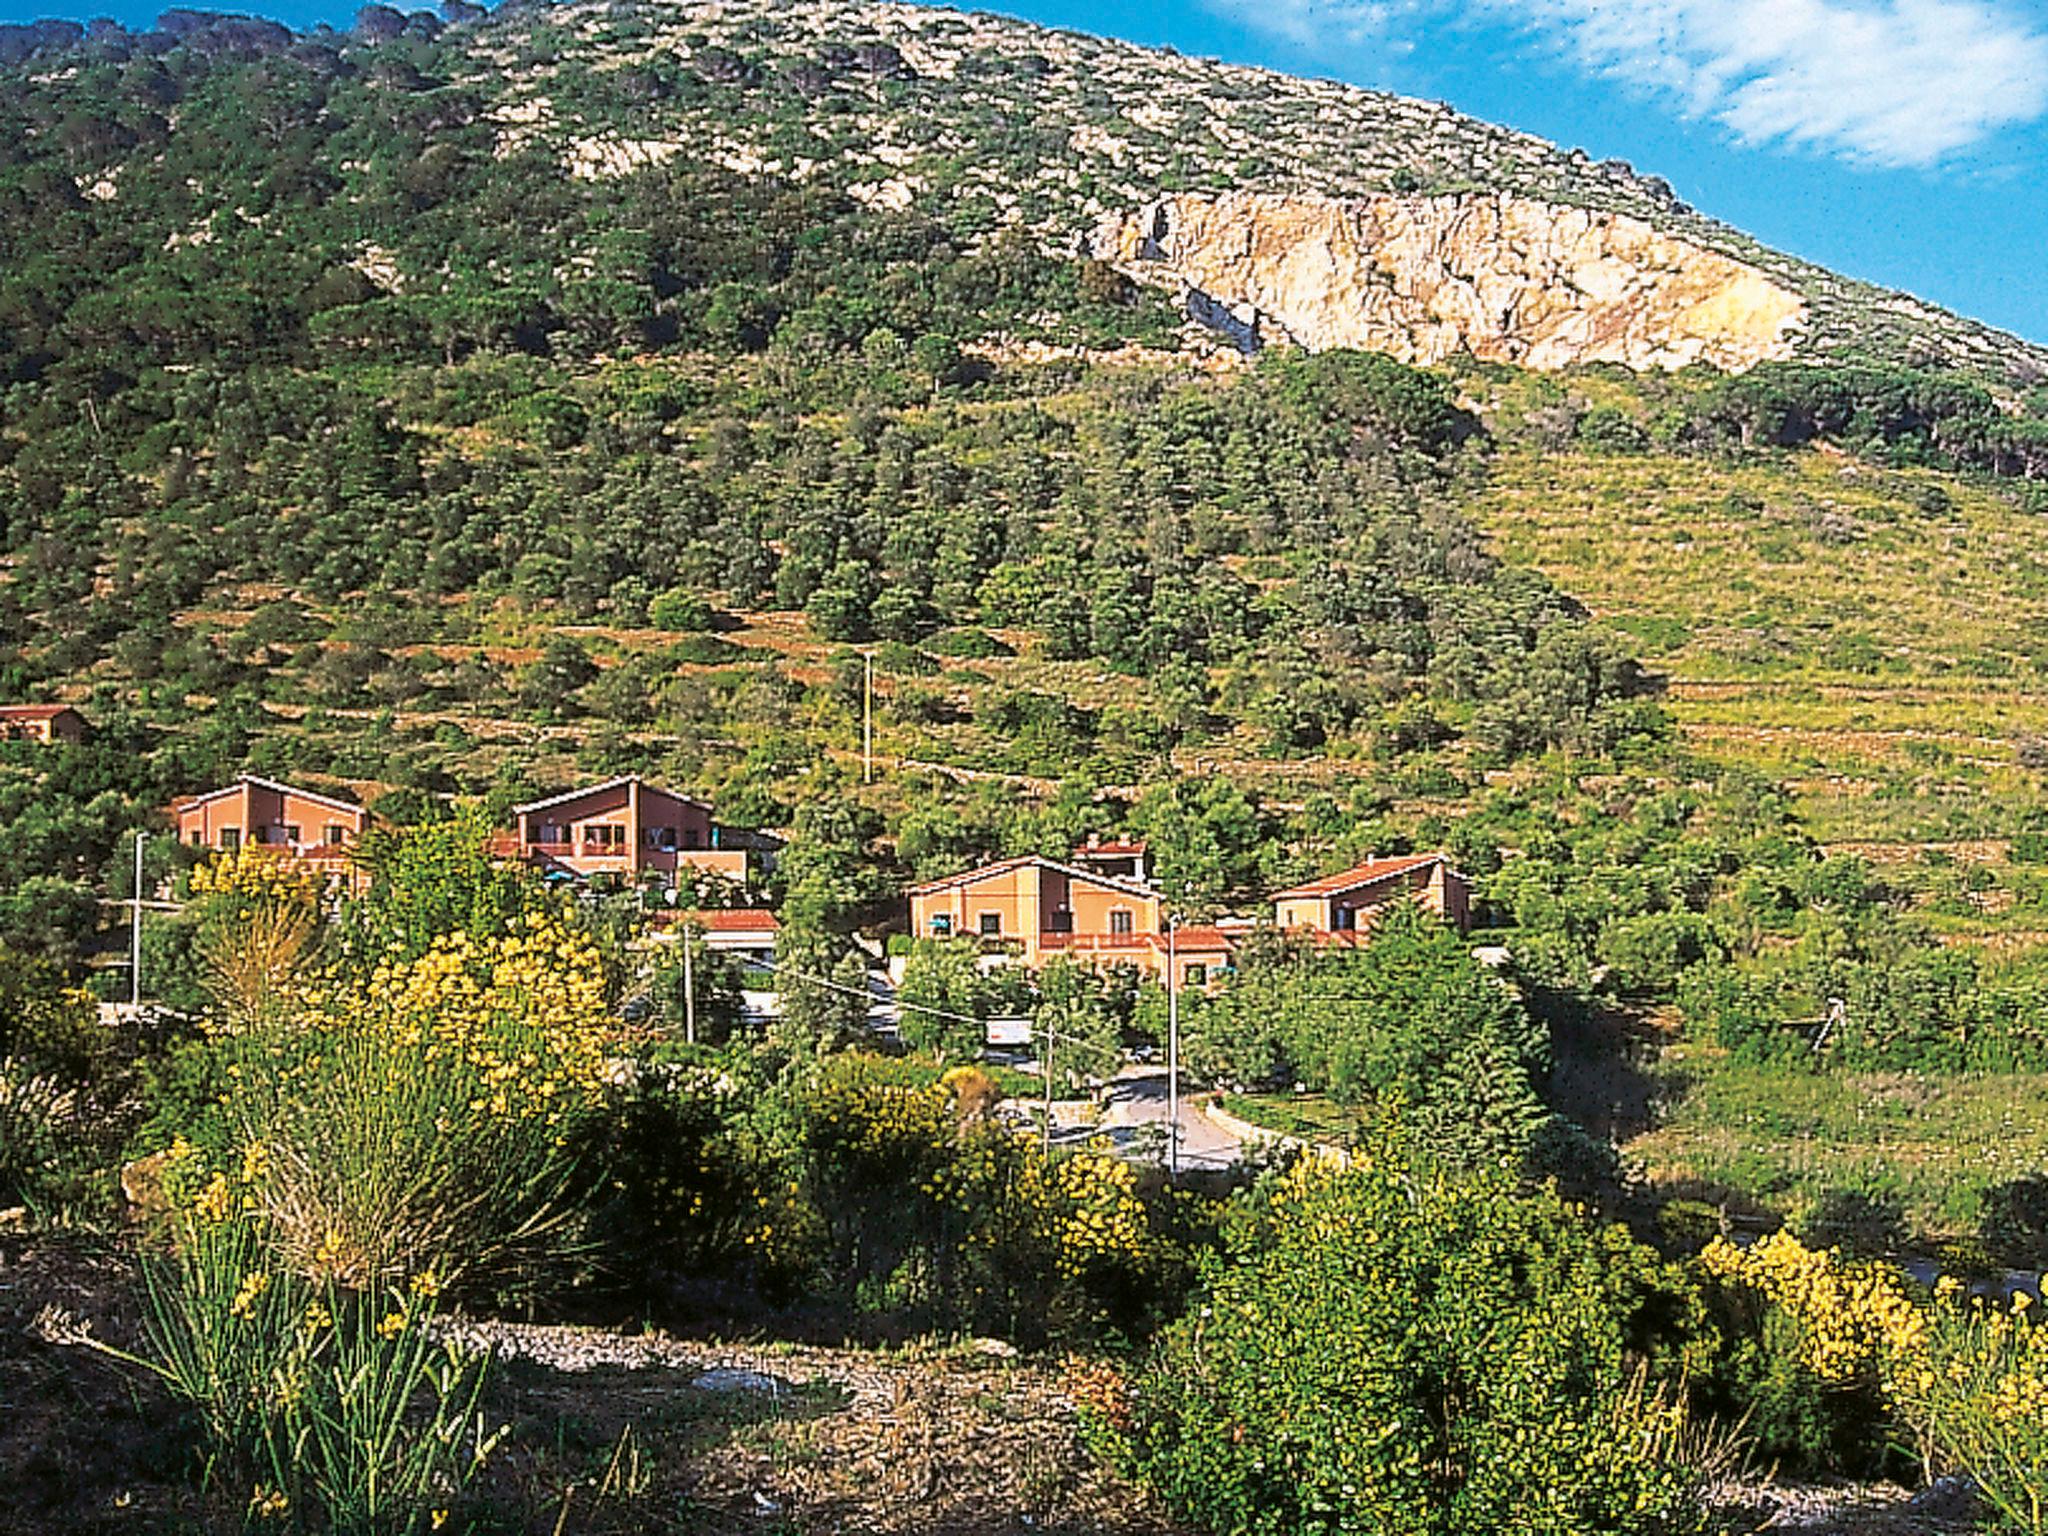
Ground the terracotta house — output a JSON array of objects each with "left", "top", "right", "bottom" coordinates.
[
  {"left": 170, "top": 777, "right": 372, "bottom": 877},
  {"left": 1271, "top": 853, "right": 1472, "bottom": 938},
  {"left": 1070, "top": 836, "right": 1151, "bottom": 884},
  {"left": 669, "top": 908, "right": 780, "bottom": 964},
  {"left": 907, "top": 855, "right": 1235, "bottom": 986},
  {"left": 0, "top": 704, "right": 88, "bottom": 745},
  {"left": 506, "top": 776, "right": 749, "bottom": 884}
]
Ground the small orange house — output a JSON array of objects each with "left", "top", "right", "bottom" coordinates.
[
  {"left": 907, "top": 856, "right": 1235, "bottom": 986},
  {"left": 507, "top": 776, "right": 749, "bottom": 884},
  {"left": 0, "top": 704, "right": 88, "bottom": 744},
  {"left": 170, "top": 777, "right": 372, "bottom": 878},
  {"left": 1271, "top": 853, "right": 1472, "bottom": 937}
]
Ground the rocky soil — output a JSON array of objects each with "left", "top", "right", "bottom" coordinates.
[{"left": 0, "top": 1235, "right": 2004, "bottom": 1535}]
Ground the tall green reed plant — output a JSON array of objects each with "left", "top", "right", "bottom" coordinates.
[{"left": 88, "top": 1149, "right": 506, "bottom": 1535}]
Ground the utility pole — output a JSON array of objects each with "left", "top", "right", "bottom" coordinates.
[
  {"left": 130, "top": 831, "right": 145, "bottom": 1009},
  {"left": 862, "top": 649, "right": 874, "bottom": 785},
  {"left": 682, "top": 919, "right": 697, "bottom": 1046},
  {"left": 1042, "top": 1013, "right": 1055, "bottom": 1161},
  {"left": 1166, "top": 912, "right": 1180, "bottom": 1183}
]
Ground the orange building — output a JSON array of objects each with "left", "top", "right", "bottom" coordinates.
[
  {"left": 907, "top": 856, "right": 1236, "bottom": 987},
  {"left": 0, "top": 704, "right": 88, "bottom": 744},
  {"left": 169, "top": 777, "right": 373, "bottom": 888},
  {"left": 506, "top": 776, "right": 749, "bottom": 884},
  {"left": 1271, "top": 853, "right": 1472, "bottom": 938}
]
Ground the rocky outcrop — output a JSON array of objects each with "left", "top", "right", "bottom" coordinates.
[{"left": 1091, "top": 191, "right": 1809, "bottom": 373}]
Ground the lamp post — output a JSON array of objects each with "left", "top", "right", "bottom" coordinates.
[
  {"left": 130, "top": 831, "right": 145, "bottom": 1009},
  {"left": 862, "top": 649, "right": 874, "bottom": 785},
  {"left": 1166, "top": 911, "right": 1180, "bottom": 1183}
]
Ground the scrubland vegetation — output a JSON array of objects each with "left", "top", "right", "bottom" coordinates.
[{"left": 4, "top": 3, "right": 2048, "bottom": 1531}]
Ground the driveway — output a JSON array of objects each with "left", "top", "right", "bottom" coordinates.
[{"left": 1043, "top": 1066, "right": 1247, "bottom": 1172}]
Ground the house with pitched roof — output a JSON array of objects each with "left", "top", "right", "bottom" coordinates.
[
  {"left": 169, "top": 776, "right": 373, "bottom": 886},
  {"left": 0, "top": 704, "right": 88, "bottom": 744},
  {"left": 1270, "top": 853, "right": 1472, "bottom": 938},
  {"left": 907, "top": 855, "right": 1237, "bottom": 987},
  {"left": 504, "top": 775, "right": 752, "bottom": 884}
]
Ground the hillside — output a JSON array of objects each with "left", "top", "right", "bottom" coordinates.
[
  {"left": 2, "top": 0, "right": 2046, "bottom": 381},
  {"left": 1, "top": 0, "right": 2047, "bottom": 1300}
]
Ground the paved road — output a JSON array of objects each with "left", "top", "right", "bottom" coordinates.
[{"left": 1043, "top": 1066, "right": 1247, "bottom": 1171}]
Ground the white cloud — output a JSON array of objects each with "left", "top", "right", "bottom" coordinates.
[
  {"left": 1201, "top": 0, "right": 1418, "bottom": 52},
  {"left": 1209, "top": 0, "right": 2048, "bottom": 168}
]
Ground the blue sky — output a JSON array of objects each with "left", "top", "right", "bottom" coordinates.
[{"left": 6, "top": 0, "right": 2045, "bottom": 343}]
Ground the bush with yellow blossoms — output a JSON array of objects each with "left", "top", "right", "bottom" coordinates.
[
  {"left": 1706, "top": 1230, "right": 2048, "bottom": 1530},
  {"left": 1698, "top": 1230, "right": 1926, "bottom": 1475},
  {"left": 773, "top": 1053, "right": 1179, "bottom": 1342},
  {"left": 212, "top": 911, "right": 616, "bottom": 1300},
  {"left": 1900, "top": 1287, "right": 2048, "bottom": 1536}
]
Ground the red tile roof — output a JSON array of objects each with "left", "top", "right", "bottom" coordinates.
[
  {"left": 1269, "top": 854, "right": 1448, "bottom": 902},
  {"left": 683, "top": 908, "right": 780, "bottom": 933},
  {"left": 0, "top": 704, "right": 78, "bottom": 721},
  {"left": 906, "top": 854, "right": 1158, "bottom": 901},
  {"left": 1074, "top": 839, "right": 1147, "bottom": 857}
]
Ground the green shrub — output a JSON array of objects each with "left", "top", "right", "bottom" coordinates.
[
  {"left": 0, "top": 1058, "right": 109, "bottom": 1216},
  {"left": 1110, "top": 1142, "right": 1714, "bottom": 1536},
  {"left": 0, "top": 947, "right": 103, "bottom": 1079},
  {"left": 928, "top": 626, "right": 1012, "bottom": 658},
  {"left": 648, "top": 588, "right": 717, "bottom": 631}
]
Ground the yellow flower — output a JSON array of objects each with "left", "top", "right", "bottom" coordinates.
[
  {"left": 410, "top": 1271, "right": 442, "bottom": 1299},
  {"left": 230, "top": 1272, "right": 271, "bottom": 1319},
  {"left": 249, "top": 1486, "right": 290, "bottom": 1520},
  {"left": 302, "top": 1301, "right": 333, "bottom": 1332},
  {"left": 376, "top": 1310, "right": 408, "bottom": 1339}
]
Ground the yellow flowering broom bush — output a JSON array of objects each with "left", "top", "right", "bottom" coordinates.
[
  {"left": 780, "top": 1053, "right": 1178, "bottom": 1341},
  {"left": 1899, "top": 1290, "right": 2048, "bottom": 1536},
  {"left": 220, "top": 912, "right": 615, "bottom": 1299},
  {"left": 1697, "top": 1230, "right": 1926, "bottom": 1474},
  {"left": 1706, "top": 1230, "right": 2048, "bottom": 1530}
]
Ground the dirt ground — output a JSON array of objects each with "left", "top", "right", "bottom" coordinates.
[
  {"left": 0, "top": 1233, "right": 1182, "bottom": 1536},
  {"left": 0, "top": 1234, "right": 1999, "bottom": 1536}
]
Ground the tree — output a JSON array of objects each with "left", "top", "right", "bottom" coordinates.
[
  {"left": 1034, "top": 958, "right": 1123, "bottom": 1095},
  {"left": 898, "top": 937, "right": 994, "bottom": 1062},
  {"left": 772, "top": 925, "right": 871, "bottom": 1052}
]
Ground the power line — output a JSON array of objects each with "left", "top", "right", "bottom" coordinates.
[{"left": 747, "top": 954, "right": 1116, "bottom": 1051}]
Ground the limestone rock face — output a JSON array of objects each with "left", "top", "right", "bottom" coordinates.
[{"left": 1091, "top": 190, "right": 1809, "bottom": 373}]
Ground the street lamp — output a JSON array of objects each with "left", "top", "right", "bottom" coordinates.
[{"left": 1166, "top": 911, "right": 1180, "bottom": 1182}]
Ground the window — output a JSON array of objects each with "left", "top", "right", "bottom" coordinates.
[
  {"left": 188, "top": 830, "right": 203, "bottom": 847},
  {"left": 1334, "top": 906, "right": 1356, "bottom": 931},
  {"left": 584, "top": 824, "right": 625, "bottom": 849},
  {"left": 1185, "top": 963, "right": 1208, "bottom": 988},
  {"left": 682, "top": 827, "right": 703, "bottom": 849},
  {"left": 325, "top": 823, "right": 346, "bottom": 847},
  {"left": 647, "top": 826, "right": 678, "bottom": 851},
  {"left": 1047, "top": 908, "right": 1073, "bottom": 934},
  {"left": 220, "top": 827, "right": 241, "bottom": 851},
  {"left": 1110, "top": 909, "right": 1134, "bottom": 936},
  {"left": 281, "top": 824, "right": 302, "bottom": 846},
  {"left": 931, "top": 914, "right": 953, "bottom": 937},
  {"left": 978, "top": 912, "right": 1002, "bottom": 937}
]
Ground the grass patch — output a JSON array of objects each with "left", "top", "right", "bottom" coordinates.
[{"left": 1626, "top": 1049, "right": 2048, "bottom": 1258}]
